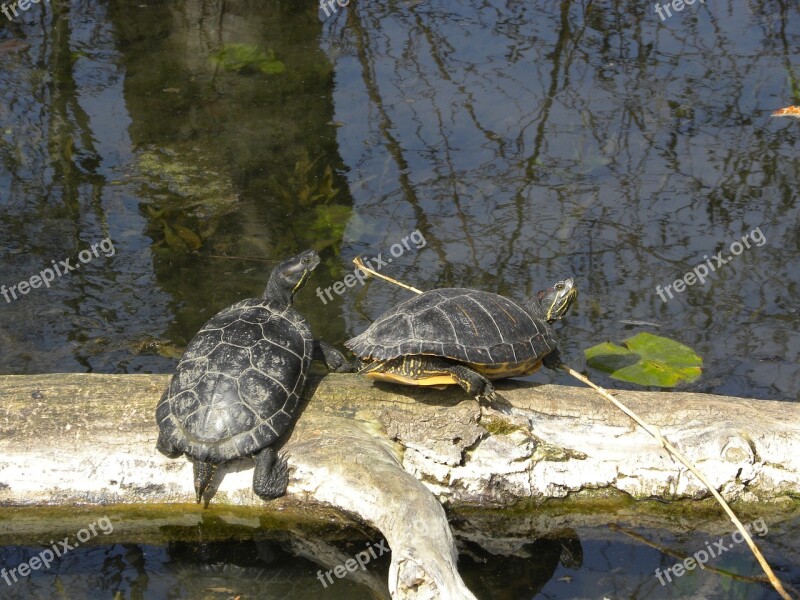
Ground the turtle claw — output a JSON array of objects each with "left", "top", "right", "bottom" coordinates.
[
  {"left": 334, "top": 360, "right": 357, "bottom": 374},
  {"left": 479, "top": 389, "right": 499, "bottom": 403},
  {"left": 193, "top": 461, "right": 217, "bottom": 508}
]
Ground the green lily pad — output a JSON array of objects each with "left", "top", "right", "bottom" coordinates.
[{"left": 584, "top": 332, "right": 702, "bottom": 387}]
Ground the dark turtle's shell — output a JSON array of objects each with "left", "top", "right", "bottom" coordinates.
[
  {"left": 345, "top": 288, "right": 557, "bottom": 370},
  {"left": 155, "top": 298, "right": 312, "bottom": 463}
]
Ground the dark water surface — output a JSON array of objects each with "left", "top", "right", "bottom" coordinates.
[
  {"left": 0, "top": 510, "right": 800, "bottom": 600},
  {"left": 1, "top": 0, "right": 799, "bottom": 598}
]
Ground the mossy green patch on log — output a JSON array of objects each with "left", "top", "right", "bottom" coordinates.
[
  {"left": 0, "top": 504, "right": 364, "bottom": 547},
  {"left": 1, "top": 498, "right": 796, "bottom": 549}
]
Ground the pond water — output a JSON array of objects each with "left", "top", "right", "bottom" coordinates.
[
  {"left": 0, "top": 508, "right": 798, "bottom": 600},
  {"left": 0, "top": 0, "right": 798, "bottom": 598}
]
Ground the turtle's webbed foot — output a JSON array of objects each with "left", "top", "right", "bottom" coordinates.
[
  {"left": 327, "top": 353, "right": 353, "bottom": 373},
  {"left": 445, "top": 363, "right": 497, "bottom": 403},
  {"left": 477, "top": 384, "right": 512, "bottom": 410},
  {"left": 334, "top": 360, "right": 357, "bottom": 373},
  {"left": 253, "top": 448, "right": 290, "bottom": 501},
  {"left": 315, "top": 340, "right": 354, "bottom": 372},
  {"left": 478, "top": 387, "right": 499, "bottom": 403},
  {"left": 470, "top": 377, "right": 498, "bottom": 403},
  {"left": 468, "top": 375, "right": 510, "bottom": 411}
]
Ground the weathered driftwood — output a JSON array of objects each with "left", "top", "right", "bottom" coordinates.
[{"left": 1, "top": 373, "right": 799, "bottom": 598}]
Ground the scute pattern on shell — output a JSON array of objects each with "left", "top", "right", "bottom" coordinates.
[
  {"left": 155, "top": 297, "right": 313, "bottom": 462},
  {"left": 345, "top": 288, "right": 557, "bottom": 366}
]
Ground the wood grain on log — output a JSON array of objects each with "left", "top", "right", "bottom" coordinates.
[
  {"left": 1, "top": 373, "right": 798, "bottom": 598},
  {"left": 2, "top": 372, "right": 799, "bottom": 507}
]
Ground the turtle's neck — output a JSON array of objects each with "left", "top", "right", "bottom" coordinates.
[
  {"left": 524, "top": 298, "right": 546, "bottom": 320},
  {"left": 263, "top": 276, "right": 294, "bottom": 309}
]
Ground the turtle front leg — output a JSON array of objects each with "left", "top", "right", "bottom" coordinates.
[
  {"left": 252, "top": 447, "right": 290, "bottom": 500},
  {"left": 542, "top": 347, "right": 563, "bottom": 370},
  {"left": 313, "top": 340, "right": 355, "bottom": 373}
]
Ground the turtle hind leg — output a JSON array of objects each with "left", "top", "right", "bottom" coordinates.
[
  {"left": 193, "top": 461, "right": 217, "bottom": 508},
  {"left": 403, "top": 356, "right": 499, "bottom": 403},
  {"left": 363, "top": 355, "right": 499, "bottom": 403},
  {"left": 252, "top": 447, "right": 289, "bottom": 501}
]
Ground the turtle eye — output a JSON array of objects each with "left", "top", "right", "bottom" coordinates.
[
  {"left": 301, "top": 256, "right": 311, "bottom": 265},
  {"left": 555, "top": 282, "right": 564, "bottom": 290}
]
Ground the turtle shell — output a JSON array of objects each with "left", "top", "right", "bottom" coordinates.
[
  {"left": 345, "top": 288, "right": 557, "bottom": 371},
  {"left": 155, "top": 297, "right": 313, "bottom": 463}
]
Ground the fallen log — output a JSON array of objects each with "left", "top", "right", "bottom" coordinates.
[{"left": 0, "top": 373, "right": 799, "bottom": 598}]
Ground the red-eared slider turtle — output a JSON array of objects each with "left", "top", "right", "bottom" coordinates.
[
  {"left": 156, "top": 250, "right": 351, "bottom": 506},
  {"left": 345, "top": 279, "right": 576, "bottom": 401}
]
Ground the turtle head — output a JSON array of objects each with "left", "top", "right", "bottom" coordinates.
[
  {"left": 265, "top": 249, "right": 320, "bottom": 304},
  {"left": 528, "top": 278, "right": 577, "bottom": 322}
]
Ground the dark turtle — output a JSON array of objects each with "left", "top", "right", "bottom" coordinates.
[
  {"left": 156, "top": 249, "right": 350, "bottom": 506},
  {"left": 345, "top": 279, "right": 576, "bottom": 401}
]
